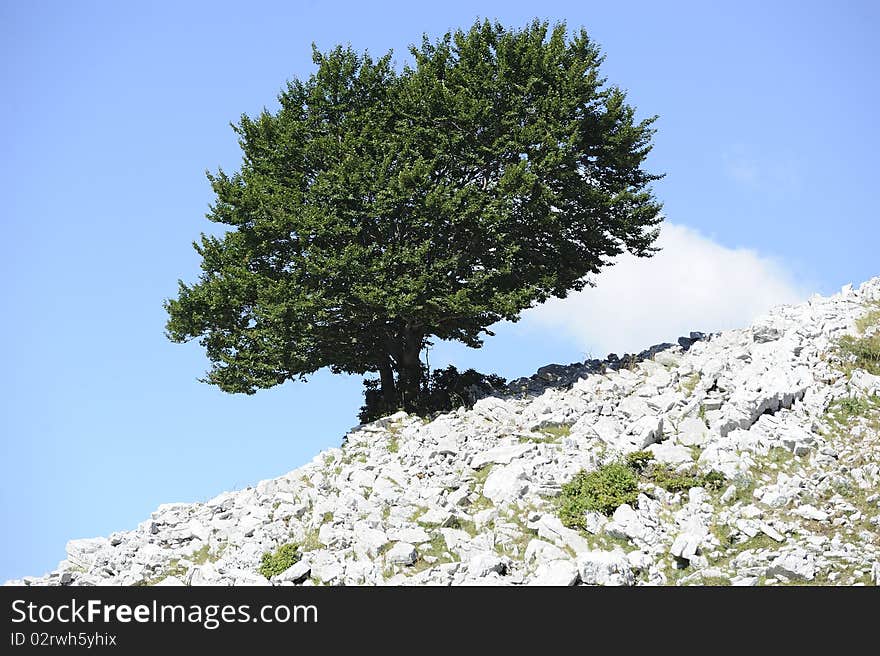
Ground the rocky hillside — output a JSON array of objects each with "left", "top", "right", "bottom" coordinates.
[{"left": 9, "top": 278, "right": 880, "bottom": 586}]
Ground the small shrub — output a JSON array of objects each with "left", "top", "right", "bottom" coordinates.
[
  {"left": 558, "top": 462, "right": 639, "bottom": 526},
  {"left": 259, "top": 543, "right": 300, "bottom": 579},
  {"left": 649, "top": 464, "right": 725, "bottom": 493},
  {"left": 626, "top": 450, "right": 654, "bottom": 472},
  {"left": 701, "top": 470, "right": 726, "bottom": 489}
]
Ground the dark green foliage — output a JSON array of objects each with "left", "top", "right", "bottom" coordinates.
[
  {"left": 259, "top": 543, "right": 300, "bottom": 579},
  {"left": 164, "top": 19, "right": 663, "bottom": 415},
  {"left": 625, "top": 450, "right": 654, "bottom": 472},
  {"left": 558, "top": 462, "right": 639, "bottom": 525},
  {"left": 359, "top": 365, "right": 506, "bottom": 422},
  {"left": 648, "top": 465, "right": 725, "bottom": 494},
  {"left": 558, "top": 454, "right": 726, "bottom": 528}
]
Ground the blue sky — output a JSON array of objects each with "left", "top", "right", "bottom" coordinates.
[{"left": 1, "top": 1, "right": 877, "bottom": 581}]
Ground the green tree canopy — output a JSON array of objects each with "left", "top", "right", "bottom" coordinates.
[{"left": 165, "top": 19, "right": 663, "bottom": 416}]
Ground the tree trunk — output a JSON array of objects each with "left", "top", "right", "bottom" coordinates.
[
  {"left": 378, "top": 356, "right": 397, "bottom": 409},
  {"left": 396, "top": 329, "right": 424, "bottom": 412}
]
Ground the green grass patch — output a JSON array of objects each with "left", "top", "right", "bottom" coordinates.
[
  {"left": 626, "top": 450, "right": 726, "bottom": 493},
  {"left": 472, "top": 465, "right": 493, "bottom": 486},
  {"left": 700, "top": 575, "right": 732, "bottom": 586},
  {"left": 737, "top": 533, "right": 779, "bottom": 552},
  {"left": 558, "top": 450, "right": 726, "bottom": 529},
  {"left": 494, "top": 520, "right": 538, "bottom": 559},
  {"left": 680, "top": 373, "right": 701, "bottom": 396},
  {"left": 759, "top": 446, "right": 796, "bottom": 470},
  {"left": 711, "top": 523, "right": 735, "bottom": 549},
  {"left": 838, "top": 334, "right": 880, "bottom": 375},
  {"left": 139, "top": 561, "right": 188, "bottom": 586},
  {"left": 189, "top": 543, "right": 222, "bottom": 566},
  {"left": 538, "top": 423, "right": 571, "bottom": 439},
  {"left": 410, "top": 506, "right": 429, "bottom": 522},
  {"left": 409, "top": 533, "right": 460, "bottom": 574},
  {"left": 445, "top": 516, "right": 478, "bottom": 536},
  {"left": 386, "top": 423, "right": 403, "bottom": 453},
  {"left": 827, "top": 395, "right": 879, "bottom": 423},
  {"left": 298, "top": 529, "right": 322, "bottom": 553},
  {"left": 469, "top": 494, "right": 494, "bottom": 513},
  {"left": 649, "top": 465, "right": 725, "bottom": 494},
  {"left": 558, "top": 462, "right": 639, "bottom": 525},
  {"left": 836, "top": 304, "right": 880, "bottom": 375},
  {"left": 855, "top": 302, "right": 880, "bottom": 334},
  {"left": 258, "top": 543, "right": 300, "bottom": 579}
]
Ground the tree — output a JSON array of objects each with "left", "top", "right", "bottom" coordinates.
[{"left": 164, "top": 19, "right": 663, "bottom": 416}]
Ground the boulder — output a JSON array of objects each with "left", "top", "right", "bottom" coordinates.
[
  {"left": 606, "top": 504, "right": 648, "bottom": 542},
  {"left": 529, "top": 560, "right": 579, "bottom": 586},
  {"left": 274, "top": 559, "right": 311, "bottom": 584},
  {"left": 766, "top": 550, "right": 815, "bottom": 581},
  {"left": 466, "top": 552, "right": 506, "bottom": 578},
  {"left": 482, "top": 464, "right": 529, "bottom": 504},
  {"left": 577, "top": 550, "right": 634, "bottom": 586},
  {"left": 532, "top": 514, "right": 591, "bottom": 554},
  {"left": 676, "top": 417, "right": 711, "bottom": 447},
  {"left": 647, "top": 442, "right": 693, "bottom": 466},
  {"left": 385, "top": 542, "right": 418, "bottom": 566}
]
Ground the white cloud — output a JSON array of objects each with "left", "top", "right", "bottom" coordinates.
[{"left": 522, "top": 223, "right": 809, "bottom": 357}]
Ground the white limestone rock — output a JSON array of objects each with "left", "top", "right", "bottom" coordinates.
[
  {"left": 765, "top": 550, "right": 815, "bottom": 581},
  {"left": 273, "top": 559, "right": 311, "bottom": 584},
  {"left": 648, "top": 442, "right": 693, "bottom": 466},
  {"left": 529, "top": 560, "right": 579, "bottom": 586},
  {"left": 577, "top": 550, "right": 635, "bottom": 586},
  {"left": 470, "top": 444, "right": 533, "bottom": 469},
  {"left": 482, "top": 464, "right": 529, "bottom": 504},
  {"left": 10, "top": 276, "right": 880, "bottom": 589},
  {"left": 466, "top": 552, "right": 507, "bottom": 578},
  {"left": 792, "top": 505, "right": 830, "bottom": 522},
  {"left": 606, "top": 504, "right": 648, "bottom": 542},
  {"left": 532, "top": 515, "right": 591, "bottom": 554},
  {"left": 676, "top": 417, "right": 712, "bottom": 447}
]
